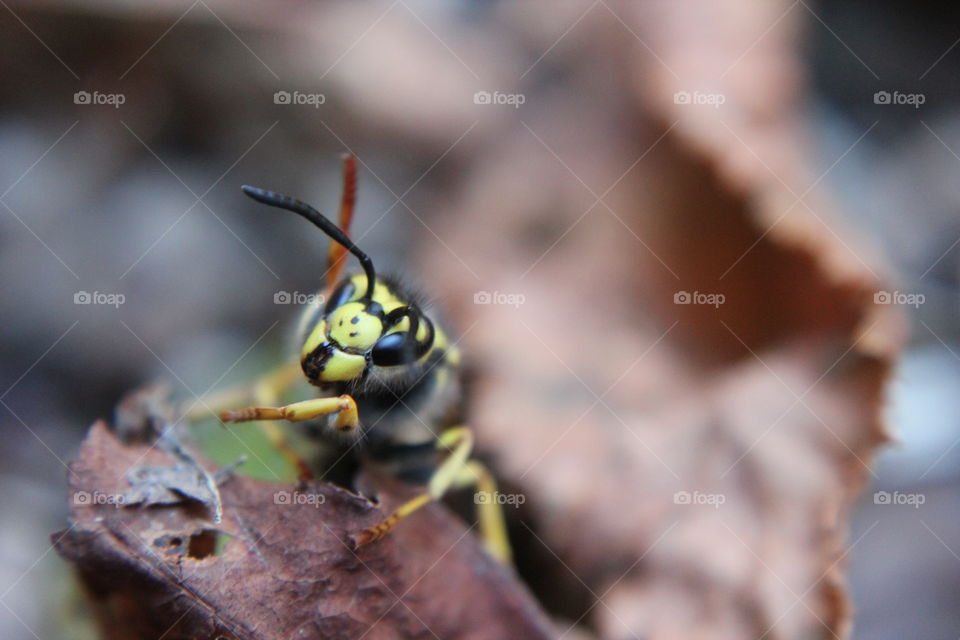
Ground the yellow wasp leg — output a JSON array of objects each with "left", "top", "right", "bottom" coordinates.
[
  {"left": 219, "top": 395, "right": 359, "bottom": 433},
  {"left": 352, "top": 426, "right": 472, "bottom": 548},
  {"left": 219, "top": 395, "right": 358, "bottom": 481},
  {"left": 352, "top": 426, "right": 513, "bottom": 565},
  {"left": 183, "top": 362, "right": 314, "bottom": 480},
  {"left": 454, "top": 460, "right": 512, "bottom": 565}
]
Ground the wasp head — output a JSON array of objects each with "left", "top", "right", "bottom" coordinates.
[
  {"left": 299, "top": 274, "right": 435, "bottom": 385},
  {"left": 240, "top": 187, "right": 435, "bottom": 387}
]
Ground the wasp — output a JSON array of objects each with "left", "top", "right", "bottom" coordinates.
[{"left": 207, "top": 156, "right": 510, "bottom": 563}]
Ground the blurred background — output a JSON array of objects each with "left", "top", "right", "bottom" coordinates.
[{"left": 0, "top": 1, "right": 958, "bottom": 639}]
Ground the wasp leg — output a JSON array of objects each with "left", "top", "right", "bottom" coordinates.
[
  {"left": 352, "top": 427, "right": 513, "bottom": 565},
  {"left": 182, "top": 362, "right": 314, "bottom": 480},
  {"left": 351, "top": 426, "right": 472, "bottom": 549},
  {"left": 220, "top": 395, "right": 358, "bottom": 481},
  {"left": 453, "top": 460, "right": 512, "bottom": 565},
  {"left": 220, "top": 395, "right": 359, "bottom": 433}
]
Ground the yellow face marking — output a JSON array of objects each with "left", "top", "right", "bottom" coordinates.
[
  {"left": 322, "top": 350, "right": 367, "bottom": 381},
  {"left": 349, "top": 274, "right": 403, "bottom": 308},
  {"left": 345, "top": 274, "right": 435, "bottom": 345},
  {"left": 301, "top": 318, "right": 327, "bottom": 359},
  {"left": 328, "top": 301, "right": 383, "bottom": 350}
]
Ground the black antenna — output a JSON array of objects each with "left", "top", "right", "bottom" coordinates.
[{"left": 241, "top": 186, "right": 376, "bottom": 300}]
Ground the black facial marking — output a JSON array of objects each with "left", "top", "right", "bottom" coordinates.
[
  {"left": 301, "top": 343, "right": 334, "bottom": 383},
  {"left": 349, "top": 331, "right": 358, "bottom": 337}
]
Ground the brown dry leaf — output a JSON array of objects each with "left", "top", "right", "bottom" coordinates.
[
  {"left": 409, "top": 2, "right": 903, "bottom": 639},
  {"left": 55, "top": 422, "right": 555, "bottom": 640}
]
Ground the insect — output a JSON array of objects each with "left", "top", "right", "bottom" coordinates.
[{"left": 212, "top": 156, "right": 510, "bottom": 563}]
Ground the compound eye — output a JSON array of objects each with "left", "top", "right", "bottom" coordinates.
[
  {"left": 371, "top": 332, "right": 412, "bottom": 367},
  {"left": 324, "top": 280, "right": 355, "bottom": 314}
]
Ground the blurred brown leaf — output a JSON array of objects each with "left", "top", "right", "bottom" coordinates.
[{"left": 410, "top": 2, "right": 904, "bottom": 639}]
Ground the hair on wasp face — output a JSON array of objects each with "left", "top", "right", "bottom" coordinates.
[{"left": 240, "top": 185, "right": 435, "bottom": 386}]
